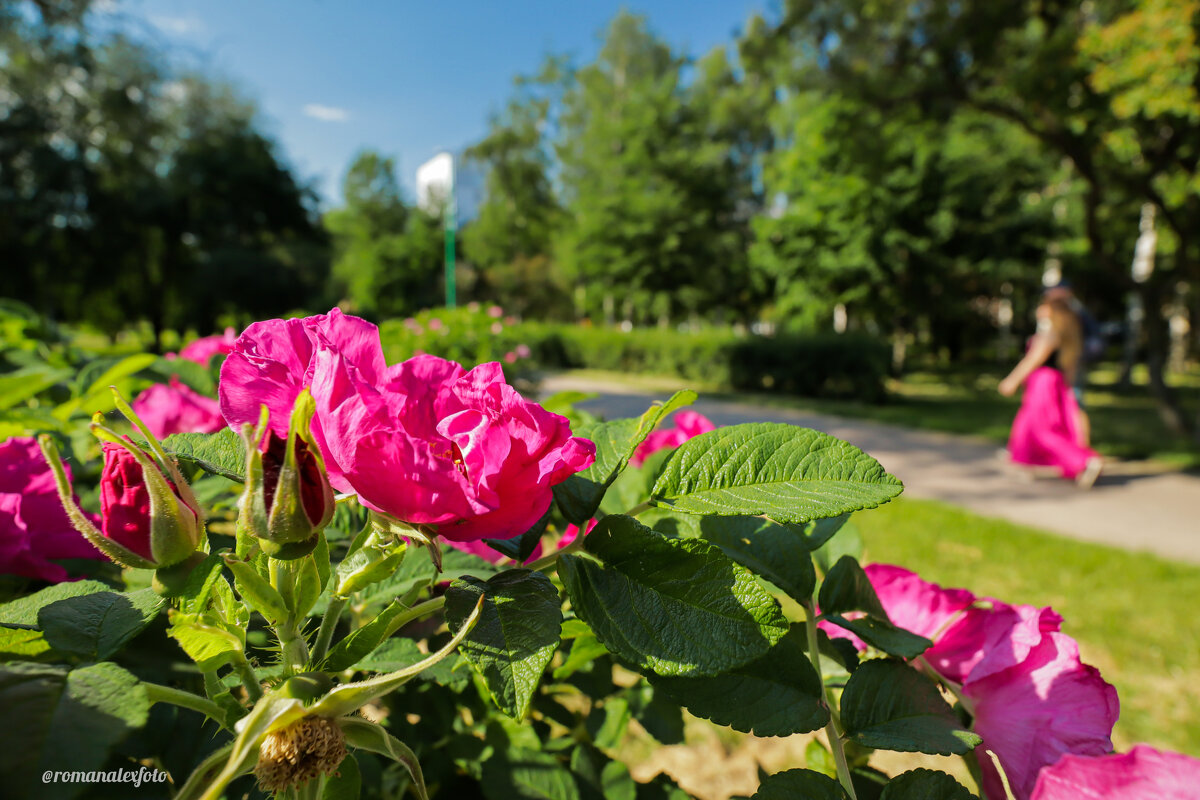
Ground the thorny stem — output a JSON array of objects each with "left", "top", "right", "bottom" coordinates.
[
  {"left": 310, "top": 595, "right": 347, "bottom": 665},
  {"left": 144, "top": 682, "right": 228, "bottom": 727},
  {"left": 804, "top": 601, "right": 858, "bottom": 800},
  {"left": 230, "top": 652, "right": 263, "bottom": 703}
]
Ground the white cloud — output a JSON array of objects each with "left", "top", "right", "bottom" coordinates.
[
  {"left": 303, "top": 104, "right": 350, "bottom": 123},
  {"left": 150, "top": 15, "right": 206, "bottom": 36}
]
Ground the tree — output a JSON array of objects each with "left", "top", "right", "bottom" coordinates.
[{"left": 325, "top": 151, "right": 443, "bottom": 319}]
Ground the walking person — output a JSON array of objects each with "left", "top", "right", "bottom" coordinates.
[{"left": 999, "top": 296, "right": 1104, "bottom": 488}]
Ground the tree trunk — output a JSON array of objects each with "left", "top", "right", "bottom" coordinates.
[{"left": 1140, "top": 279, "right": 1189, "bottom": 435}]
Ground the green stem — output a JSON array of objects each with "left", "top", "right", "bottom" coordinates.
[
  {"left": 310, "top": 596, "right": 347, "bottom": 665},
  {"left": 231, "top": 653, "right": 263, "bottom": 703},
  {"left": 277, "top": 618, "right": 309, "bottom": 674},
  {"left": 624, "top": 501, "right": 653, "bottom": 517},
  {"left": 381, "top": 595, "right": 446, "bottom": 640},
  {"left": 144, "top": 682, "right": 228, "bottom": 727},
  {"left": 804, "top": 602, "right": 858, "bottom": 800}
]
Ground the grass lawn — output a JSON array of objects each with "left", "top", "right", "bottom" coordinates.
[{"left": 855, "top": 497, "right": 1200, "bottom": 756}]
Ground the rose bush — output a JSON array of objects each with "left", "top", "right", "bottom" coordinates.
[{"left": 0, "top": 307, "right": 1195, "bottom": 800}]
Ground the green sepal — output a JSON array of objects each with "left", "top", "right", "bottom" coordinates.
[
  {"left": 153, "top": 552, "right": 209, "bottom": 598},
  {"left": 223, "top": 555, "right": 290, "bottom": 624}
]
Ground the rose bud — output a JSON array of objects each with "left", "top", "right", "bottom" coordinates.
[
  {"left": 241, "top": 389, "right": 335, "bottom": 559},
  {"left": 39, "top": 433, "right": 203, "bottom": 571}
]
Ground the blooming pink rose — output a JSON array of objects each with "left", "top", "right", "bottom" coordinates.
[
  {"left": 1031, "top": 745, "right": 1200, "bottom": 800},
  {"left": 219, "top": 309, "right": 387, "bottom": 491},
  {"left": 131, "top": 378, "right": 226, "bottom": 439},
  {"left": 0, "top": 437, "right": 103, "bottom": 582},
  {"left": 178, "top": 328, "right": 238, "bottom": 365},
  {"left": 313, "top": 353, "right": 595, "bottom": 542},
  {"left": 965, "top": 632, "right": 1119, "bottom": 800},
  {"left": 630, "top": 410, "right": 716, "bottom": 467},
  {"left": 220, "top": 310, "right": 596, "bottom": 542}
]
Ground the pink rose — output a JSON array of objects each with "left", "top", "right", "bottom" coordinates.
[
  {"left": 131, "top": 378, "right": 226, "bottom": 439},
  {"left": 1031, "top": 745, "right": 1200, "bottom": 799},
  {"left": 445, "top": 537, "right": 544, "bottom": 565},
  {"left": 630, "top": 410, "right": 716, "bottom": 467},
  {"left": 516, "top": 344, "right": 532, "bottom": 359},
  {"left": 428, "top": 317, "right": 444, "bottom": 331},
  {"left": 965, "top": 632, "right": 1118, "bottom": 799},
  {"left": 0, "top": 437, "right": 102, "bottom": 582},
  {"left": 487, "top": 305, "right": 503, "bottom": 318},
  {"left": 220, "top": 310, "right": 596, "bottom": 542},
  {"left": 504, "top": 351, "right": 517, "bottom": 364},
  {"left": 178, "top": 328, "right": 238, "bottom": 365}
]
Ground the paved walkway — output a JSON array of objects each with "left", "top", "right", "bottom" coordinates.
[{"left": 541, "top": 375, "right": 1200, "bottom": 564}]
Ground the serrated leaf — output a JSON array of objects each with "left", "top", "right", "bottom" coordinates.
[
  {"left": 38, "top": 589, "right": 164, "bottom": 660},
  {"left": 650, "top": 423, "right": 902, "bottom": 523},
  {"left": 167, "top": 611, "right": 244, "bottom": 670},
  {"left": 840, "top": 660, "right": 982, "bottom": 756},
  {"left": 554, "top": 391, "right": 697, "bottom": 524},
  {"left": 161, "top": 428, "right": 246, "bottom": 482},
  {"left": 558, "top": 515, "right": 788, "bottom": 677},
  {"left": 649, "top": 625, "right": 828, "bottom": 737},
  {"left": 699, "top": 516, "right": 816, "bottom": 603},
  {"left": 0, "top": 662, "right": 150, "bottom": 800},
  {"left": 879, "top": 769, "right": 978, "bottom": 799},
  {"left": 752, "top": 769, "right": 849, "bottom": 800},
  {"left": 445, "top": 569, "right": 563, "bottom": 719},
  {"left": 482, "top": 747, "right": 581, "bottom": 800}
]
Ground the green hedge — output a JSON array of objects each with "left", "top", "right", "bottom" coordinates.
[{"left": 521, "top": 323, "right": 889, "bottom": 401}]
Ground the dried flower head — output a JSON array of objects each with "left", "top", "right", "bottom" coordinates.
[{"left": 254, "top": 716, "right": 346, "bottom": 793}]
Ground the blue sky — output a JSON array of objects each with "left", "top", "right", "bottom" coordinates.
[{"left": 107, "top": 0, "right": 769, "bottom": 207}]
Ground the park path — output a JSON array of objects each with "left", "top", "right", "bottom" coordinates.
[{"left": 540, "top": 374, "right": 1200, "bottom": 564}]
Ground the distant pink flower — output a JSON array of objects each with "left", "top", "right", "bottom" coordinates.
[
  {"left": 131, "top": 378, "right": 226, "bottom": 439},
  {"left": 178, "top": 328, "right": 238, "bottom": 365},
  {"left": 516, "top": 344, "right": 532, "bottom": 359},
  {"left": 0, "top": 437, "right": 103, "bottom": 582},
  {"left": 490, "top": 322, "right": 503, "bottom": 335},
  {"left": 487, "top": 305, "right": 503, "bottom": 318},
  {"left": 504, "top": 351, "right": 517, "bottom": 364},
  {"left": 1031, "top": 745, "right": 1200, "bottom": 800},
  {"left": 966, "top": 632, "right": 1118, "bottom": 800},
  {"left": 467, "top": 301, "right": 481, "bottom": 313},
  {"left": 630, "top": 410, "right": 716, "bottom": 467},
  {"left": 428, "top": 318, "right": 444, "bottom": 331}
]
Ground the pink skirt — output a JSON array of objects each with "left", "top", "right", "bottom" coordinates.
[{"left": 1008, "top": 367, "right": 1098, "bottom": 480}]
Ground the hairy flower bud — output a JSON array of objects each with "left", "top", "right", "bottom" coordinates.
[
  {"left": 98, "top": 440, "right": 202, "bottom": 567},
  {"left": 241, "top": 390, "right": 335, "bottom": 559}
]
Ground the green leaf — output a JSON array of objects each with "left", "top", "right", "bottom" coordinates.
[
  {"left": 801, "top": 513, "right": 852, "bottom": 551},
  {"left": 167, "top": 610, "right": 245, "bottom": 670},
  {"left": 482, "top": 747, "right": 581, "bottom": 800},
  {"left": 223, "top": 556, "right": 290, "bottom": 625},
  {"left": 554, "top": 390, "right": 697, "bottom": 524},
  {"left": 812, "top": 519, "right": 862, "bottom": 572},
  {"left": 558, "top": 514, "right": 788, "bottom": 677},
  {"left": 624, "top": 683, "right": 685, "bottom": 745},
  {"left": 751, "top": 769, "right": 849, "bottom": 800},
  {"left": 585, "top": 696, "right": 631, "bottom": 749},
  {"left": 879, "top": 770, "right": 979, "bottom": 799},
  {"left": 445, "top": 569, "right": 563, "bottom": 720},
  {"left": 570, "top": 742, "right": 636, "bottom": 800},
  {"left": 161, "top": 428, "right": 247, "bottom": 482},
  {"left": 0, "top": 365, "right": 70, "bottom": 411},
  {"left": 0, "top": 626, "right": 54, "bottom": 660},
  {"left": 0, "top": 662, "right": 150, "bottom": 800},
  {"left": 146, "top": 356, "right": 215, "bottom": 396},
  {"left": 699, "top": 516, "right": 816, "bottom": 604},
  {"left": 319, "top": 599, "right": 410, "bottom": 672},
  {"left": 0, "top": 580, "right": 112, "bottom": 625},
  {"left": 822, "top": 614, "right": 932, "bottom": 660},
  {"left": 649, "top": 625, "right": 828, "bottom": 737},
  {"left": 552, "top": 630, "right": 610, "bottom": 681},
  {"left": 817, "top": 556, "right": 887, "bottom": 618},
  {"left": 339, "top": 718, "right": 429, "bottom": 800},
  {"left": 439, "top": 546, "right": 504, "bottom": 580},
  {"left": 485, "top": 509, "right": 551, "bottom": 563},
  {"left": 650, "top": 423, "right": 902, "bottom": 523},
  {"left": 38, "top": 589, "right": 163, "bottom": 660},
  {"left": 353, "top": 638, "right": 467, "bottom": 688},
  {"left": 840, "top": 659, "right": 982, "bottom": 756},
  {"left": 321, "top": 752, "right": 362, "bottom": 800}
]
